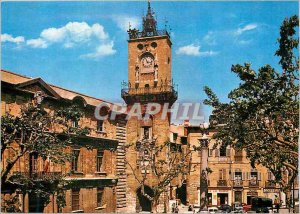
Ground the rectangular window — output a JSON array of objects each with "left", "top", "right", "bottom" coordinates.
[
  {"left": 208, "top": 149, "right": 214, "bottom": 157},
  {"left": 97, "top": 120, "right": 104, "bottom": 132},
  {"left": 97, "top": 187, "right": 104, "bottom": 207},
  {"left": 71, "top": 189, "right": 80, "bottom": 211},
  {"left": 235, "top": 171, "right": 242, "bottom": 180},
  {"left": 173, "top": 133, "right": 178, "bottom": 142},
  {"left": 72, "top": 149, "right": 80, "bottom": 172},
  {"left": 181, "top": 137, "right": 187, "bottom": 145},
  {"left": 220, "top": 146, "right": 227, "bottom": 157},
  {"left": 144, "top": 127, "right": 150, "bottom": 139},
  {"left": 219, "top": 169, "right": 226, "bottom": 180},
  {"left": 96, "top": 150, "right": 104, "bottom": 172},
  {"left": 30, "top": 153, "right": 39, "bottom": 173}
]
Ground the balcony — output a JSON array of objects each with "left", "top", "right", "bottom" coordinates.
[
  {"left": 121, "top": 84, "right": 178, "bottom": 104},
  {"left": 265, "top": 180, "right": 276, "bottom": 188},
  {"left": 16, "top": 172, "right": 62, "bottom": 181},
  {"left": 217, "top": 180, "right": 227, "bottom": 187},
  {"left": 234, "top": 156, "right": 243, "bottom": 162},
  {"left": 128, "top": 29, "right": 170, "bottom": 40},
  {"left": 233, "top": 179, "right": 243, "bottom": 187},
  {"left": 249, "top": 180, "right": 260, "bottom": 187}
]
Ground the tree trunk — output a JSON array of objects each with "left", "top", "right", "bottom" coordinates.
[
  {"left": 284, "top": 188, "right": 292, "bottom": 211},
  {"left": 151, "top": 196, "right": 160, "bottom": 213}
]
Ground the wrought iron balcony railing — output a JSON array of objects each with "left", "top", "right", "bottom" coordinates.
[
  {"left": 16, "top": 172, "right": 62, "bottom": 181},
  {"left": 128, "top": 29, "right": 170, "bottom": 40},
  {"left": 233, "top": 179, "right": 243, "bottom": 187},
  {"left": 121, "top": 85, "right": 178, "bottom": 103},
  {"left": 249, "top": 180, "right": 260, "bottom": 187},
  {"left": 217, "top": 180, "right": 227, "bottom": 186},
  {"left": 234, "top": 156, "right": 243, "bottom": 162},
  {"left": 265, "top": 180, "right": 276, "bottom": 188}
]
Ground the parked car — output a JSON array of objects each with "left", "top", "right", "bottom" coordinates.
[
  {"left": 250, "top": 197, "right": 273, "bottom": 213},
  {"left": 218, "top": 204, "right": 232, "bottom": 213},
  {"left": 242, "top": 204, "right": 251, "bottom": 212},
  {"left": 233, "top": 202, "right": 243, "bottom": 211},
  {"left": 208, "top": 207, "right": 219, "bottom": 214}
]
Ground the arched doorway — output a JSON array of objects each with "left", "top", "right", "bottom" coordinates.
[{"left": 136, "top": 185, "right": 154, "bottom": 212}]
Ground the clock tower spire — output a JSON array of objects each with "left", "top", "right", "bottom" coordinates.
[{"left": 123, "top": 1, "right": 177, "bottom": 105}]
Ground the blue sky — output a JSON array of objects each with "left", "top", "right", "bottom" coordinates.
[{"left": 1, "top": 1, "right": 298, "bottom": 122}]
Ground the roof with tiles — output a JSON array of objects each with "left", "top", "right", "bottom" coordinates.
[{"left": 1, "top": 69, "right": 113, "bottom": 107}]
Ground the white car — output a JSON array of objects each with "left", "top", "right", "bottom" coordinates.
[{"left": 208, "top": 207, "right": 219, "bottom": 214}]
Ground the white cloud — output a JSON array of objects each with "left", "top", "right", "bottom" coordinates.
[
  {"left": 203, "top": 31, "right": 216, "bottom": 45},
  {"left": 37, "top": 22, "right": 109, "bottom": 47},
  {"left": 1, "top": 34, "right": 25, "bottom": 44},
  {"left": 112, "top": 15, "right": 141, "bottom": 32},
  {"left": 235, "top": 24, "right": 257, "bottom": 35},
  {"left": 176, "top": 44, "right": 218, "bottom": 57},
  {"left": 80, "top": 41, "right": 116, "bottom": 59},
  {"left": 176, "top": 44, "right": 201, "bottom": 56},
  {"left": 198, "top": 51, "right": 219, "bottom": 57},
  {"left": 7, "top": 21, "right": 116, "bottom": 58},
  {"left": 26, "top": 38, "right": 48, "bottom": 48},
  {"left": 238, "top": 39, "right": 253, "bottom": 45}
]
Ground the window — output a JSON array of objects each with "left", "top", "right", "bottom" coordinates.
[
  {"left": 97, "top": 188, "right": 104, "bottom": 207},
  {"left": 181, "top": 137, "right": 187, "bottom": 145},
  {"left": 71, "top": 189, "right": 80, "bottom": 211},
  {"left": 97, "top": 120, "right": 104, "bottom": 132},
  {"left": 220, "top": 146, "right": 227, "bottom": 157},
  {"left": 97, "top": 150, "right": 104, "bottom": 172},
  {"left": 30, "top": 152, "right": 38, "bottom": 173},
  {"left": 208, "top": 149, "right": 214, "bottom": 157},
  {"left": 173, "top": 133, "right": 178, "bottom": 142},
  {"left": 219, "top": 169, "right": 226, "bottom": 180},
  {"left": 234, "top": 170, "right": 242, "bottom": 180},
  {"left": 72, "top": 149, "right": 80, "bottom": 172},
  {"left": 267, "top": 170, "right": 275, "bottom": 180},
  {"left": 144, "top": 127, "right": 150, "bottom": 139}
]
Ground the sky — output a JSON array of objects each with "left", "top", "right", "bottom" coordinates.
[{"left": 1, "top": 1, "right": 299, "bottom": 123}]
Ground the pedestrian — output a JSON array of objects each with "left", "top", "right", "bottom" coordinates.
[
  {"left": 175, "top": 205, "right": 179, "bottom": 213},
  {"left": 274, "top": 195, "right": 280, "bottom": 213},
  {"left": 188, "top": 204, "right": 193, "bottom": 211},
  {"left": 172, "top": 203, "right": 175, "bottom": 213}
]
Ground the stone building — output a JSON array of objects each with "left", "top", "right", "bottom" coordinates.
[
  {"left": 120, "top": 1, "right": 180, "bottom": 212},
  {"left": 170, "top": 123, "right": 299, "bottom": 208},
  {"left": 1, "top": 69, "right": 127, "bottom": 212}
]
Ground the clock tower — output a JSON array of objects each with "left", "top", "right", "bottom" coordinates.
[{"left": 121, "top": 1, "right": 178, "bottom": 212}]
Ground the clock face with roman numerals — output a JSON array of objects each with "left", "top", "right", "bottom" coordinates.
[{"left": 141, "top": 56, "right": 154, "bottom": 68}]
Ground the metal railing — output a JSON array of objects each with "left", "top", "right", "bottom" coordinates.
[
  {"left": 128, "top": 29, "right": 170, "bottom": 40},
  {"left": 233, "top": 179, "right": 243, "bottom": 187},
  {"left": 265, "top": 180, "right": 276, "bottom": 188},
  {"left": 217, "top": 180, "right": 227, "bottom": 186},
  {"left": 121, "top": 85, "right": 177, "bottom": 96},
  {"left": 249, "top": 180, "right": 260, "bottom": 187},
  {"left": 234, "top": 156, "right": 243, "bottom": 162},
  {"left": 17, "top": 172, "right": 62, "bottom": 180}
]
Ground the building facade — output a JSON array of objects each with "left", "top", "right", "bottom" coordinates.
[
  {"left": 1, "top": 70, "right": 126, "bottom": 213},
  {"left": 169, "top": 123, "right": 299, "bottom": 208}
]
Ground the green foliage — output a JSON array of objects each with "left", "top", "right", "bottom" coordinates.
[
  {"left": 203, "top": 15, "right": 299, "bottom": 198},
  {"left": 1, "top": 103, "right": 90, "bottom": 211},
  {"left": 125, "top": 139, "right": 192, "bottom": 212}
]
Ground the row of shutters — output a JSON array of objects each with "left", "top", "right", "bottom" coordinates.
[{"left": 219, "top": 169, "right": 265, "bottom": 180}]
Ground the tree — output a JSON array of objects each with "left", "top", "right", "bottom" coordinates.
[
  {"left": 125, "top": 138, "right": 192, "bottom": 213},
  {"left": 1, "top": 103, "right": 89, "bottom": 212},
  {"left": 203, "top": 15, "right": 298, "bottom": 208}
]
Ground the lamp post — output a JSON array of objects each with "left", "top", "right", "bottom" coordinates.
[{"left": 199, "top": 123, "right": 209, "bottom": 211}]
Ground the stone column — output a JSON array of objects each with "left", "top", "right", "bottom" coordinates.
[{"left": 199, "top": 134, "right": 209, "bottom": 210}]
